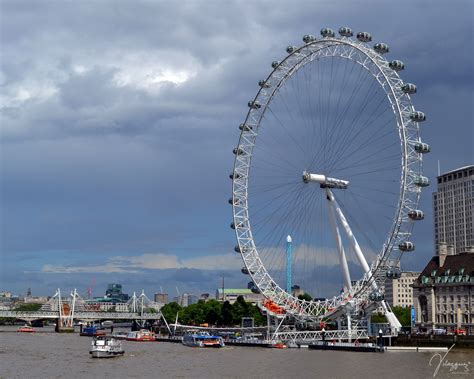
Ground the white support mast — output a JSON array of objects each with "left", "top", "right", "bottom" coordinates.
[
  {"left": 326, "top": 189, "right": 351, "bottom": 291},
  {"left": 329, "top": 190, "right": 373, "bottom": 285},
  {"left": 330, "top": 190, "right": 401, "bottom": 330},
  {"left": 70, "top": 288, "right": 77, "bottom": 327},
  {"left": 57, "top": 288, "right": 62, "bottom": 326}
]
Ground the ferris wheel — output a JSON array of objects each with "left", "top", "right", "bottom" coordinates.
[{"left": 230, "top": 27, "right": 430, "bottom": 320}]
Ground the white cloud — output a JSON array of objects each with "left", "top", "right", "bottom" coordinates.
[
  {"left": 41, "top": 243, "right": 378, "bottom": 275},
  {"left": 42, "top": 263, "right": 138, "bottom": 274},
  {"left": 41, "top": 252, "right": 242, "bottom": 274},
  {"left": 0, "top": 80, "right": 58, "bottom": 108}
]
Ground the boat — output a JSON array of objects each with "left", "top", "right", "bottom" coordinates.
[
  {"left": 89, "top": 336, "right": 124, "bottom": 358},
  {"left": 80, "top": 325, "right": 106, "bottom": 337},
  {"left": 126, "top": 329, "right": 155, "bottom": 341},
  {"left": 270, "top": 342, "right": 287, "bottom": 349},
  {"left": 111, "top": 331, "right": 129, "bottom": 340},
  {"left": 17, "top": 325, "right": 36, "bottom": 333},
  {"left": 182, "top": 331, "right": 225, "bottom": 348}
]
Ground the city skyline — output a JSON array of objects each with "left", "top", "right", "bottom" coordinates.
[{"left": 1, "top": 0, "right": 473, "bottom": 297}]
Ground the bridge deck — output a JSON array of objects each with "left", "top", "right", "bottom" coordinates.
[{"left": 0, "top": 311, "right": 160, "bottom": 321}]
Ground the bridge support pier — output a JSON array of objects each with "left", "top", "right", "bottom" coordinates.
[{"left": 55, "top": 320, "right": 75, "bottom": 333}]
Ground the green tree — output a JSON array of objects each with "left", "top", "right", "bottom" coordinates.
[
  {"left": 203, "top": 299, "right": 222, "bottom": 325},
  {"left": 392, "top": 306, "right": 411, "bottom": 326},
  {"left": 249, "top": 304, "right": 265, "bottom": 326},
  {"left": 160, "top": 302, "right": 182, "bottom": 324},
  {"left": 180, "top": 303, "right": 205, "bottom": 325},
  {"left": 297, "top": 293, "right": 312, "bottom": 301},
  {"left": 14, "top": 303, "right": 42, "bottom": 312},
  {"left": 231, "top": 296, "right": 250, "bottom": 324},
  {"left": 371, "top": 312, "right": 388, "bottom": 323},
  {"left": 221, "top": 301, "right": 233, "bottom": 326}
]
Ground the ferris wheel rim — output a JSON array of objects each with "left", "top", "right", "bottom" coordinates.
[{"left": 231, "top": 33, "right": 424, "bottom": 318}]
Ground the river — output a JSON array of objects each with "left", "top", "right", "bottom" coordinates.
[{"left": 1, "top": 326, "right": 472, "bottom": 378}]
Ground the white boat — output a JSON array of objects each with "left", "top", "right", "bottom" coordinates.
[
  {"left": 90, "top": 336, "right": 124, "bottom": 358},
  {"left": 182, "top": 331, "right": 225, "bottom": 348}
]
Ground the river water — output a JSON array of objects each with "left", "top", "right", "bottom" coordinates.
[{"left": 1, "top": 326, "right": 473, "bottom": 378}]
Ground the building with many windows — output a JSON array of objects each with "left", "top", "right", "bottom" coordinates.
[
  {"left": 433, "top": 165, "right": 474, "bottom": 255},
  {"left": 174, "top": 293, "right": 198, "bottom": 307},
  {"left": 105, "top": 283, "right": 129, "bottom": 302},
  {"left": 154, "top": 293, "right": 169, "bottom": 304},
  {"left": 385, "top": 271, "right": 419, "bottom": 308},
  {"left": 412, "top": 247, "right": 474, "bottom": 334},
  {"left": 215, "top": 288, "right": 264, "bottom": 304}
]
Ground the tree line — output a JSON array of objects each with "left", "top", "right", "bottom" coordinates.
[{"left": 160, "top": 296, "right": 266, "bottom": 327}]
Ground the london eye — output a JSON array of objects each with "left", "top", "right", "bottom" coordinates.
[{"left": 230, "top": 27, "right": 430, "bottom": 324}]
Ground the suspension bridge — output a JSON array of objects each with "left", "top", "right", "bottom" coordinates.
[{"left": 0, "top": 288, "right": 161, "bottom": 329}]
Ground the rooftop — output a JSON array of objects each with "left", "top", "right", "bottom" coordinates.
[
  {"left": 437, "top": 165, "right": 474, "bottom": 178},
  {"left": 415, "top": 252, "right": 474, "bottom": 286},
  {"left": 216, "top": 289, "right": 253, "bottom": 294}
]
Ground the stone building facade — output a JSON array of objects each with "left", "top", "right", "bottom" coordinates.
[{"left": 412, "top": 249, "right": 474, "bottom": 334}]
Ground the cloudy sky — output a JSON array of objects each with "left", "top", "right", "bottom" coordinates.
[{"left": 1, "top": 0, "right": 472, "bottom": 299}]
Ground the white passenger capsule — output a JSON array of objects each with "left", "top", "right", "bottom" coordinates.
[
  {"left": 320, "top": 28, "right": 335, "bottom": 38},
  {"left": 410, "top": 111, "right": 426, "bottom": 122},
  {"left": 241, "top": 267, "right": 254, "bottom": 275},
  {"left": 338, "top": 27, "right": 353, "bottom": 37},
  {"left": 233, "top": 147, "right": 245, "bottom": 156},
  {"left": 258, "top": 80, "right": 271, "bottom": 88},
  {"left": 286, "top": 45, "right": 297, "bottom": 54},
  {"left": 229, "top": 173, "right": 241, "bottom": 180},
  {"left": 408, "top": 210, "right": 425, "bottom": 220},
  {"left": 239, "top": 123, "right": 253, "bottom": 131},
  {"left": 234, "top": 245, "right": 242, "bottom": 253},
  {"left": 248, "top": 281, "right": 260, "bottom": 293},
  {"left": 302, "top": 34, "right": 315, "bottom": 43},
  {"left": 386, "top": 268, "right": 402, "bottom": 279},
  {"left": 413, "top": 175, "right": 429, "bottom": 187},
  {"left": 248, "top": 100, "right": 261, "bottom": 109},
  {"left": 369, "top": 292, "right": 384, "bottom": 302},
  {"left": 413, "top": 142, "right": 430, "bottom": 154},
  {"left": 271, "top": 61, "right": 280, "bottom": 69},
  {"left": 356, "top": 32, "right": 372, "bottom": 42},
  {"left": 374, "top": 43, "right": 389, "bottom": 54},
  {"left": 401, "top": 83, "right": 417, "bottom": 94},
  {"left": 399, "top": 241, "right": 415, "bottom": 252},
  {"left": 228, "top": 197, "right": 241, "bottom": 206},
  {"left": 389, "top": 60, "right": 404, "bottom": 71}
]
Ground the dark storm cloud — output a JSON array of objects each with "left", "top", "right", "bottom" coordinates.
[{"left": 1, "top": 0, "right": 472, "bottom": 295}]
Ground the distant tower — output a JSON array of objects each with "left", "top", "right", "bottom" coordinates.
[
  {"left": 286, "top": 235, "right": 292, "bottom": 294},
  {"left": 26, "top": 287, "right": 31, "bottom": 298}
]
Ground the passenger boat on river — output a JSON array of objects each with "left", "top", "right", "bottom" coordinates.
[
  {"left": 126, "top": 329, "right": 155, "bottom": 341},
  {"left": 182, "top": 331, "right": 225, "bottom": 348},
  {"left": 90, "top": 336, "right": 124, "bottom": 358}
]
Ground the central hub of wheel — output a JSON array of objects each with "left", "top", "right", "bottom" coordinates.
[{"left": 302, "top": 171, "right": 349, "bottom": 189}]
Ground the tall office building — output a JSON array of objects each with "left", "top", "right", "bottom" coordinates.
[{"left": 433, "top": 165, "right": 474, "bottom": 255}]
